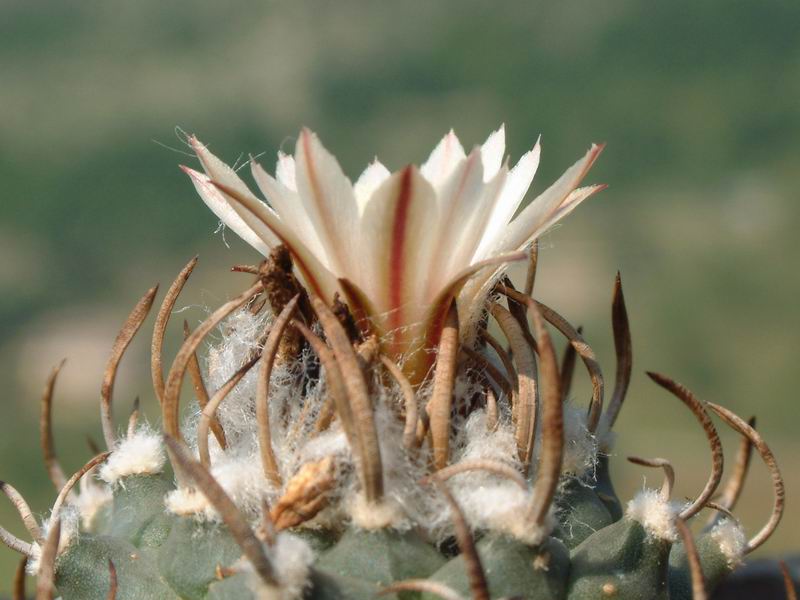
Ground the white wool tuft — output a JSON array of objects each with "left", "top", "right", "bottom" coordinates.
[
  {"left": 457, "top": 480, "right": 552, "bottom": 545},
  {"left": 457, "top": 410, "right": 518, "bottom": 464},
  {"left": 74, "top": 480, "right": 112, "bottom": 530},
  {"left": 370, "top": 399, "right": 433, "bottom": 532},
  {"left": 710, "top": 518, "right": 746, "bottom": 567},
  {"left": 560, "top": 404, "right": 598, "bottom": 476},
  {"left": 99, "top": 428, "right": 165, "bottom": 484},
  {"left": 165, "top": 487, "right": 210, "bottom": 517},
  {"left": 349, "top": 492, "right": 405, "bottom": 530},
  {"left": 28, "top": 506, "right": 81, "bottom": 573},
  {"left": 166, "top": 453, "right": 273, "bottom": 520},
  {"left": 626, "top": 489, "right": 679, "bottom": 541},
  {"left": 240, "top": 533, "right": 314, "bottom": 599},
  {"left": 443, "top": 411, "right": 552, "bottom": 544}
]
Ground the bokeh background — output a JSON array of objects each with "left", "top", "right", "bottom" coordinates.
[{"left": 1, "top": 0, "right": 798, "bottom": 592}]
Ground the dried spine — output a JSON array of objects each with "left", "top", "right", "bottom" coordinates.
[{"left": 101, "top": 285, "right": 159, "bottom": 449}]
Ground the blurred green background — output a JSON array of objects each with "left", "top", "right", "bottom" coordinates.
[{"left": 1, "top": 0, "right": 798, "bottom": 592}]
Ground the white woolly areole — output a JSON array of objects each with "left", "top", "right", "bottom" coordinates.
[
  {"left": 444, "top": 411, "right": 554, "bottom": 545},
  {"left": 74, "top": 481, "right": 112, "bottom": 530},
  {"left": 28, "top": 506, "right": 81, "bottom": 574},
  {"left": 626, "top": 489, "right": 679, "bottom": 541},
  {"left": 349, "top": 492, "right": 405, "bottom": 530},
  {"left": 166, "top": 454, "right": 273, "bottom": 520},
  {"left": 239, "top": 533, "right": 314, "bottom": 600},
  {"left": 165, "top": 487, "right": 210, "bottom": 517},
  {"left": 99, "top": 429, "right": 165, "bottom": 484},
  {"left": 710, "top": 518, "right": 746, "bottom": 567}
]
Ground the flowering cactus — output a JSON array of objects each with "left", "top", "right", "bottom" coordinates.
[{"left": 0, "top": 129, "right": 787, "bottom": 600}]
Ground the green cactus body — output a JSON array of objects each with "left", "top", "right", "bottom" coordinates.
[
  {"left": 106, "top": 473, "right": 175, "bottom": 549},
  {"left": 555, "top": 477, "right": 614, "bottom": 550},
  {"left": 157, "top": 517, "right": 243, "bottom": 599},
  {"left": 55, "top": 535, "right": 177, "bottom": 600},
  {"left": 567, "top": 518, "right": 671, "bottom": 600},
  {"left": 306, "top": 567, "right": 397, "bottom": 599},
  {"left": 593, "top": 455, "right": 624, "bottom": 523},
  {"left": 315, "top": 527, "right": 446, "bottom": 589},
  {"left": 424, "top": 534, "right": 570, "bottom": 600},
  {"left": 668, "top": 528, "right": 740, "bottom": 600}
]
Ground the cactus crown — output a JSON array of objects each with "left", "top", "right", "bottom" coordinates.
[{"left": 1, "top": 130, "right": 789, "bottom": 600}]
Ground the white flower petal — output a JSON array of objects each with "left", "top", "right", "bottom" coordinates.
[
  {"left": 354, "top": 159, "right": 391, "bottom": 213},
  {"left": 473, "top": 139, "right": 541, "bottom": 261},
  {"left": 182, "top": 165, "right": 275, "bottom": 254},
  {"left": 294, "top": 129, "right": 359, "bottom": 275},
  {"left": 528, "top": 184, "right": 607, "bottom": 240},
  {"left": 208, "top": 176, "right": 339, "bottom": 301},
  {"left": 250, "top": 159, "right": 328, "bottom": 264},
  {"left": 442, "top": 165, "right": 509, "bottom": 276},
  {"left": 190, "top": 136, "right": 259, "bottom": 205},
  {"left": 480, "top": 124, "right": 505, "bottom": 181},
  {"left": 420, "top": 129, "right": 467, "bottom": 188},
  {"left": 275, "top": 152, "right": 297, "bottom": 192},
  {"left": 423, "top": 149, "right": 485, "bottom": 298},
  {"left": 498, "top": 143, "right": 604, "bottom": 254},
  {"left": 358, "top": 166, "right": 438, "bottom": 351}
]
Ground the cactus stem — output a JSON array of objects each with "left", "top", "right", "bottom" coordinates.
[
  {"left": 647, "top": 373, "right": 724, "bottom": 520},
  {"left": 12, "top": 556, "right": 27, "bottom": 600},
  {"left": 627, "top": 456, "right": 675, "bottom": 501},
  {"left": 101, "top": 284, "right": 159, "bottom": 450},
  {"left": 183, "top": 320, "right": 227, "bottom": 449},
  {"left": 0, "top": 482, "right": 44, "bottom": 544},
  {"left": 428, "top": 302, "right": 460, "bottom": 471},
  {"left": 40, "top": 359, "right": 68, "bottom": 492},
  {"left": 380, "top": 355, "right": 418, "bottom": 450},
  {"left": 780, "top": 560, "right": 797, "bottom": 600},
  {"left": 523, "top": 238, "right": 539, "bottom": 297},
  {"left": 379, "top": 579, "right": 463, "bottom": 600},
  {"left": 490, "top": 303, "right": 538, "bottom": 473},
  {"left": 705, "top": 416, "right": 756, "bottom": 529},
  {"left": 602, "top": 272, "right": 632, "bottom": 432},
  {"left": 106, "top": 559, "right": 118, "bottom": 600},
  {"left": 198, "top": 352, "right": 261, "bottom": 468},
  {"left": 163, "top": 281, "right": 263, "bottom": 442},
  {"left": 706, "top": 402, "right": 784, "bottom": 553},
  {"left": 312, "top": 295, "right": 384, "bottom": 502},
  {"left": 526, "top": 301, "right": 564, "bottom": 531},
  {"left": 429, "top": 476, "right": 490, "bottom": 600},
  {"left": 50, "top": 452, "right": 111, "bottom": 524},
  {"left": 35, "top": 518, "right": 60, "bottom": 600},
  {"left": 675, "top": 518, "right": 708, "bottom": 600},
  {"left": 164, "top": 435, "right": 279, "bottom": 586},
  {"left": 499, "top": 285, "right": 605, "bottom": 433},
  {"left": 151, "top": 255, "right": 199, "bottom": 405}
]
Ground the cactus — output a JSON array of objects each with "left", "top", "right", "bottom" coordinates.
[{"left": 1, "top": 128, "right": 789, "bottom": 599}]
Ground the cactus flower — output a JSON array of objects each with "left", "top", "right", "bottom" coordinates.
[{"left": 182, "top": 128, "right": 605, "bottom": 381}]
